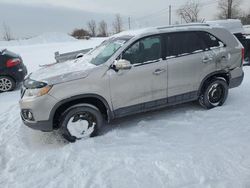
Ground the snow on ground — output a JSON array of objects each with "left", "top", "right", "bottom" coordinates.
[
  {"left": 1, "top": 38, "right": 250, "bottom": 188},
  {"left": 0, "top": 37, "right": 105, "bottom": 73},
  {"left": 0, "top": 32, "right": 77, "bottom": 46}
]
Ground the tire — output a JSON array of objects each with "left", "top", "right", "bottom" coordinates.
[
  {"left": 0, "top": 76, "right": 16, "bottom": 92},
  {"left": 59, "top": 104, "right": 103, "bottom": 142},
  {"left": 199, "top": 78, "right": 228, "bottom": 109}
]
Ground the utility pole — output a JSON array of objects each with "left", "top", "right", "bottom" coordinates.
[
  {"left": 128, "top": 17, "right": 131, "bottom": 30},
  {"left": 228, "top": 0, "right": 232, "bottom": 19},
  {"left": 169, "top": 5, "right": 172, "bottom": 25}
]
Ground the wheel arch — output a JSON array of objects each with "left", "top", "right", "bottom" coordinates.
[
  {"left": 0, "top": 74, "right": 16, "bottom": 82},
  {"left": 198, "top": 71, "right": 231, "bottom": 96},
  {"left": 51, "top": 94, "right": 114, "bottom": 129}
]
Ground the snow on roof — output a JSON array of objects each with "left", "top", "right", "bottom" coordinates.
[
  {"left": 113, "top": 24, "right": 212, "bottom": 38},
  {"left": 206, "top": 19, "right": 244, "bottom": 34},
  {"left": 243, "top": 25, "right": 250, "bottom": 35},
  {"left": 0, "top": 48, "right": 5, "bottom": 53},
  {"left": 112, "top": 27, "right": 156, "bottom": 38}
]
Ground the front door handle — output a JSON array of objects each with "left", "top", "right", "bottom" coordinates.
[{"left": 153, "top": 69, "right": 166, "bottom": 75}]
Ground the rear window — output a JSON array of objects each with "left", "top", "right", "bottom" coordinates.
[
  {"left": 165, "top": 32, "right": 205, "bottom": 57},
  {"left": 197, "top": 32, "right": 225, "bottom": 49}
]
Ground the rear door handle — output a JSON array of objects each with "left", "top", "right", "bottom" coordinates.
[
  {"left": 153, "top": 69, "right": 166, "bottom": 75},
  {"left": 202, "top": 57, "right": 213, "bottom": 63},
  {"left": 220, "top": 55, "right": 227, "bottom": 61}
]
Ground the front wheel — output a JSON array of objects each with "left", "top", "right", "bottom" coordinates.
[
  {"left": 60, "top": 104, "right": 103, "bottom": 142},
  {"left": 199, "top": 78, "right": 228, "bottom": 109}
]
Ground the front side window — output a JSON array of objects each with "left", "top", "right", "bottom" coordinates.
[
  {"left": 122, "top": 36, "right": 161, "bottom": 64},
  {"left": 165, "top": 32, "right": 204, "bottom": 58}
]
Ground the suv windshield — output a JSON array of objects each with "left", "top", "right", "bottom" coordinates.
[{"left": 86, "top": 37, "right": 130, "bottom": 66}]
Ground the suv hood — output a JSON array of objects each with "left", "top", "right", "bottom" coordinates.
[{"left": 30, "top": 58, "right": 96, "bottom": 85}]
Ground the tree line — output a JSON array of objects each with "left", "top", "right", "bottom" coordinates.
[
  {"left": 71, "top": 14, "right": 123, "bottom": 39},
  {"left": 177, "top": 0, "right": 250, "bottom": 24},
  {"left": 1, "top": 1, "right": 250, "bottom": 41}
]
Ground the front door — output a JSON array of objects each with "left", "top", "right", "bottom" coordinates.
[{"left": 109, "top": 35, "right": 167, "bottom": 117}]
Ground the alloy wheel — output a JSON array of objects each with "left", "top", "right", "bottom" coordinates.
[{"left": 0, "top": 77, "right": 13, "bottom": 92}]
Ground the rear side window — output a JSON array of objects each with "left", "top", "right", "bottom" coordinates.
[
  {"left": 165, "top": 32, "right": 204, "bottom": 58},
  {"left": 197, "top": 32, "right": 225, "bottom": 49},
  {"left": 123, "top": 36, "right": 161, "bottom": 64}
]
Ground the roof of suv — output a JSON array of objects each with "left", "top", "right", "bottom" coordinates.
[{"left": 113, "top": 23, "right": 221, "bottom": 38}]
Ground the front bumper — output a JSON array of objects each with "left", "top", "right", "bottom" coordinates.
[
  {"left": 21, "top": 116, "right": 53, "bottom": 132},
  {"left": 19, "top": 93, "right": 58, "bottom": 132}
]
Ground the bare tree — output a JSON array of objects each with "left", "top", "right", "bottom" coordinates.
[
  {"left": 177, "top": 1, "right": 201, "bottom": 23},
  {"left": 98, "top": 20, "right": 108, "bottom": 37},
  {"left": 217, "top": 0, "right": 242, "bottom": 19},
  {"left": 70, "top": 28, "right": 90, "bottom": 39},
  {"left": 113, "top": 14, "right": 123, "bottom": 33},
  {"left": 87, "top": 20, "right": 97, "bottom": 37},
  {"left": 2, "top": 23, "right": 12, "bottom": 41},
  {"left": 240, "top": 10, "right": 250, "bottom": 24}
]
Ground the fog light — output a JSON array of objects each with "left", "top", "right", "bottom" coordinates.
[
  {"left": 22, "top": 110, "right": 34, "bottom": 121},
  {"left": 28, "top": 111, "right": 33, "bottom": 120}
]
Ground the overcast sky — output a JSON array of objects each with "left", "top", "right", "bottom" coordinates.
[{"left": 0, "top": 0, "right": 249, "bottom": 38}]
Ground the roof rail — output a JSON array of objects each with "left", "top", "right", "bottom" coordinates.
[{"left": 157, "top": 23, "right": 210, "bottom": 30}]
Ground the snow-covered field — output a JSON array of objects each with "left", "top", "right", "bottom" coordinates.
[{"left": 1, "top": 35, "right": 250, "bottom": 188}]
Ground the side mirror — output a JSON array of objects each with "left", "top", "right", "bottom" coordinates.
[{"left": 113, "top": 59, "right": 132, "bottom": 70}]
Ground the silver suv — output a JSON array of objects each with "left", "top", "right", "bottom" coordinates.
[{"left": 19, "top": 24, "right": 244, "bottom": 142}]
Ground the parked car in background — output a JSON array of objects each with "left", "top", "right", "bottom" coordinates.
[
  {"left": 243, "top": 25, "right": 250, "bottom": 35},
  {"left": 20, "top": 23, "right": 244, "bottom": 142},
  {"left": 0, "top": 49, "right": 27, "bottom": 92},
  {"left": 207, "top": 19, "right": 250, "bottom": 66}
]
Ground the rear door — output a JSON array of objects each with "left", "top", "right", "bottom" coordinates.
[
  {"left": 164, "top": 31, "right": 214, "bottom": 100},
  {"left": 197, "top": 31, "right": 228, "bottom": 69}
]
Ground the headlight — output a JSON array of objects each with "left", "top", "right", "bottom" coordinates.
[
  {"left": 24, "top": 78, "right": 47, "bottom": 89},
  {"left": 24, "top": 85, "right": 52, "bottom": 98}
]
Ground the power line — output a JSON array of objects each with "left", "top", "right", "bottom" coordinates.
[
  {"left": 132, "top": 0, "right": 219, "bottom": 24},
  {"left": 169, "top": 5, "right": 172, "bottom": 25},
  {"left": 134, "top": 7, "right": 170, "bottom": 22},
  {"left": 128, "top": 17, "right": 131, "bottom": 30}
]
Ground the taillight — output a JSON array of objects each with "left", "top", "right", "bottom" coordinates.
[
  {"left": 6, "top": 58, "right": 21, "bottom": 68},
  {"left": 242, "top": 48, "right": 245, "bottom": 65}
]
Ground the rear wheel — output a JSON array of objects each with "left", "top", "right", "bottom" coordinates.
[
  {"left": 0, "top": 76, "right": 16, "bottom": 92},
  {"left": 59, "top": 104, "right": 103, "bottom": 142},
  {"left": 199, "top": 78, "right": 228, "bottom": 109}
]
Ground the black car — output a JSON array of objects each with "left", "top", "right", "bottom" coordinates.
[
  {"left": 0, "top": 49, "right": 27, "bottom": 92},
  {"left": 234, "top": 33, "right": 250, "bottom": 64}
]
